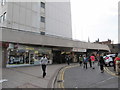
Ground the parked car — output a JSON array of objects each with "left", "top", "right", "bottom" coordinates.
[{"left": 103, "top": 54, "right": 115, "bottom": 67}]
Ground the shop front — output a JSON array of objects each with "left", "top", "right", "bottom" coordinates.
[
  {"left": 71, "top": 48, "right": 87, "bottom": 62},
  {"left": 52, "top": 47, "right": 72, "bottom": 64},
  {"left": 7, "top": 43, "right": 52, "bottom": 67}
]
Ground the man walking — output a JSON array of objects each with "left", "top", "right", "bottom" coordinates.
[
  {"left": 66, "top": 55, "right": 70, "bottom": 65},
  {"left": 99, "top": 55, "right": 105, "bottom": 73},
  {"left": 88, "top": 56, "right": 92, "bottom": 68},
  {"left": 83, "top": 55, "right": 88, "bottom": 69},
  {"left": 40, "top": 54, "right": 48, "bottom": 78},
  {"left": 79, "top": 55, "right": 83, "bottom": 66}
]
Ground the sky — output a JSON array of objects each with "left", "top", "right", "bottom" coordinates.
[{"left": 70, "top": 0, "right": 119, "bottom": 44}]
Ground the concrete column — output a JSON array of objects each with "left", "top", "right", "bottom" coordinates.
[
  {"left": 0, "top": 47, "right": 2, "bottom": 90},
  {"left": 2, "top": 47, "right": 8, "bottom": 68},
  {"left": 118, "top": 44, "right": 120, "bottom": 53}
]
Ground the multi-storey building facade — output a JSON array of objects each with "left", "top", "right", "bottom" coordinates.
[
  {"left": 0, "top": 0, "right": 110, "bottom": 67},
  {"left": 118, "top": 2, "right": 120, "bottom": 52},
  {"left": 0, "top": 0, "right": 72, "bottom": 38}
]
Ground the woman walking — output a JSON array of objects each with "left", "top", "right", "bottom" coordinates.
[{"left": 90, "top": 54, "right": 95, "bottom": 69}]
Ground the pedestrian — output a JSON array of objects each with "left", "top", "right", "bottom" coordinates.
[
  {"left": 99, "top": 55, "right": 105, "bottom": 73},
  {"left": 40, "top": 54, "right": 48, "bottom": 78},
  {"left": 83, "top": 55, "right": 88, "bottom": 69},
  {"left": 113, "top": 53, "right": 118, "bottom": 71},
  {"left": 96, "top": 54, "right": 100, "bottom": 66},
  {"left": 66, "top": 55, "right": 70, "bottom": 65},
  {"left": 103, "top": 53, "right": 107, "bottom": 66},
  {"left": 114, "top": 53, "right": 120, "bottom": 75},
  {"left": 79, "top": 55, "right": 83, "bottom": 66},
  {"left": 90, "top": 54, "right": 95, "bottom": 69},
  {"left": 88, "top": 56, "right": 92, "bottom": 68}
]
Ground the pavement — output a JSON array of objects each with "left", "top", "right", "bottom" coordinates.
[{"left": 2, "top": 63, "right": 69, "bottom": 88}]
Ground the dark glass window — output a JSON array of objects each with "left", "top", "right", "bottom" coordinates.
[
  {"left": 3, "top": 12, "right": 6, "bottom": 21},
  {"left": 41, "top": 16, "right": 45, "bottom": 23},
  {"left": 41, "top": 2, "right": 45, "bottom": 8},
  {"left": 0, "top": 15, "right": 3, "bottom": 23},
  {"left": 0, "top": 12, "right": 7, "bottom": 23},
  {"left": 0, "top": 16, "right": 2, "bottom": 23},
  {"left": 1, "top": 0, "right": 6, "bottom": 6}
]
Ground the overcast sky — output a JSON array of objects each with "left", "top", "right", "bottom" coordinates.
[{"left": 70, "top": 0, "right": 119, "bottom": 44}]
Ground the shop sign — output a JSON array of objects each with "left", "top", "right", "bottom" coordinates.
[
  {"left": 66, "top": 52, "right": 71, "bottom": 54},
  {"left": 72, "top": 48, "right": 86, "bottom": 52},
  {"left": 26, "top": 48, "right": 34, "bottom": 50},
  {"left": 35, "top": 51, "right": 38, "bottom": 53},
  {"left": 2, "top": 42, "right": 9, "bottom": 48}
]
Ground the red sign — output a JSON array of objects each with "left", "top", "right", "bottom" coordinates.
[{"left": 2, "top": 42, "right": 9, "bottom": 48}]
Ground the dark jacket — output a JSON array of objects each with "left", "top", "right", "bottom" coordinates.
[{"left": 99, "top": 56, "right": 105, "bottom": 65}]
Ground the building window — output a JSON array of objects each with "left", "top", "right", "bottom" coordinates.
[
  {"left": 0, "top": 12, "right": 7, "bottom": 23},
  {"left": 3, "top": 12, "right": 7, "bottom": 21},
  {"left": 1, "top": 0, "right": 6, "bottom": 6},
  {"left": 0, "top": 16, "right": 1, "bottom": 23},
  {"left": 41, "top": 16, "right": 45, "bottom": 23},
  {"left": 41, "top": 2, "right": 45, "bottom": 8},
  {"left": 0, "top": 15, "right": 3, "bottom": 23}
]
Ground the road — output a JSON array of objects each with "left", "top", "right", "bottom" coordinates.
[{"left": 56, "top": 63, "right": 119, "bottom": 88}]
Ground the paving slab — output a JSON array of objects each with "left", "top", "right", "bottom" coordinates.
[{"left": 2, "top": 64, "right": 67, "bottom": 88}]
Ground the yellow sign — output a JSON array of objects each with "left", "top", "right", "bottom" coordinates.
[
  {"left": 66, "top": 52, "right": 71, "bottom": 54},
  {"left": 26, "top": 48, "right": 34, "bottom": 50},
  {"left": 35, "top": 51, "right": 38, "bottom": 53}
]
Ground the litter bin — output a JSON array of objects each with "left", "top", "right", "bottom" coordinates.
[{"left": 48, "top": 60, "right": 52, "bottom": 64}]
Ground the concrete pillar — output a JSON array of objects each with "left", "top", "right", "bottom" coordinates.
[
  {"left": 2, "top": 47, "right": 8, "bottom": 68},
  {"left": 118, "top": 44, "right": 120, "bottom": 53}
]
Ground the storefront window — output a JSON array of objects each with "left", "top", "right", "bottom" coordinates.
[
  {"left": 7, "top": 44, "right": 52, "bottom": 66},
  {"left": 8, "top": 49, "right": 26, "bottom": 64}
]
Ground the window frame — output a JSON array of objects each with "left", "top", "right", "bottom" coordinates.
[
  {"left": 1, "top": 0, "right": 6, "bottom": 6},
  {"left": 0, "top": 16, "right": 1, "bottom": 23},
  {"left": 41, "top": 2, "right": 45, "bottom": 8},
  {"left": 0, "top": 15, "right": 3, "bottom": 23},
  {"left": 41, "top": 16, "right": 45, "bottom": 23},
  {"left": 3, "top": 12, "right": 7, "bottom": 21}
]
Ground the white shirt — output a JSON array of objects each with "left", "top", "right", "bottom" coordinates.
[{"left": 40, "top": 57, "right": 48, "bottom": 65}]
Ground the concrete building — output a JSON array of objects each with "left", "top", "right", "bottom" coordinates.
[
  {"left": 0, "top": 0, "right": 110, "bottom": 67},
  {"left": 118, "top": 2, "right": 120, "bottom": 52},
  {"left": 118, "top": 2, "right": 120, "bottom": 43},
  {"left": 0, "top": 0, "right": 72, "bottom": 38}
]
